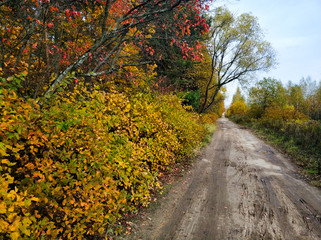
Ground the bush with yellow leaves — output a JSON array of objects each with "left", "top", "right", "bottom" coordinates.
[{"left": 0, "top": 81, "right": 206, "bottom": 239}]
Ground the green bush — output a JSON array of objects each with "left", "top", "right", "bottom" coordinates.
[{"left": 182, "top": 90, "right": 200, "bottom": 111}]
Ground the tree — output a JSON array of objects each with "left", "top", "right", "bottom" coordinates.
[
  {"left": 226, "top": 87, "right": 246, "bottom": 117},
  {"left": 286, "top": 83, "right": 305, "bottom": 112},
  {"left": 226, "top": 100, "right": 247, "bottom": 117},
  {"left": 311, "top": 83, "right": 321, "bottom": 120},
  {"left": 147, "top": 5, "right": 210, "bottom": 95},
  {"left": 183, "top": 48, "right": 226, "bottom": 112},
  {"left": 298, "top": 76, "right": 321, "bottom": 118},
  {"left": 300, "top": 76, "right": 317, "bottom": 99},
  {"left": 198, "top": 7, "right": 275, "bottom": 113},
  {"left": 248, "top": 77, "right": 287, "bottom": 116},
  {"left": 0, "top": 0, "right": 210, "bottom": 99},
  {"left": 305, "top": 81, "right": 321, "bottom": 120},
  {"left": 232, "top": 87, "right": 245, "bottom": 103}
]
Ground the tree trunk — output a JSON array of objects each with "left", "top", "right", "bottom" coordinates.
[{"left": 199, "top": 86, "right": 221, "bottom": 113}]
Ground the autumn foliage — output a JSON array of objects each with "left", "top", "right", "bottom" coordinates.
[
  {"left": 0, "top": 0, "right": 221, "bottom": 238},
  {"left": 227, "top": 78, "right": 321, "bottom": 176},
  {"left": 0, "top": 81, "right": 206, "bottom": 239},
  {"left": 0, "top": 0, "right": 210, "bottom": 99},
  {"left": 226, "top": 101, "right": 247, "bottom": 118}
]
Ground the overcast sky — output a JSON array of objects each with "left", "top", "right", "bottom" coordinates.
[{"left": 212, "top": 0, "right": 321, "bottom": 105}]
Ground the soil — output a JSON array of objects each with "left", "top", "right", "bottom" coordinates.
[{"left": 121, "top": 117, "right": 321, "bottom": 240}]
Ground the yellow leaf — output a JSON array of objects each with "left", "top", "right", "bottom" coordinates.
[
  {"left": 0, "top": 219, "right": 9, "bottom": 231},
  {"left": 8, "top": 206, "right": 15, "bottom": 212},
  {"left": 31, "top": 197, "right": 39, "bottom": 202},
  {"left": 0, "top": 203, "right": 7, "bottom": 214},
  {"left": 10, "top": 232, "right": 20, "bottom": 240},
  {"left": 8, "top": 222, "right": 17, "bottom": 232}
]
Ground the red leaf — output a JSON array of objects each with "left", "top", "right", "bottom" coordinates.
[
  {"left": 50, "top": 6, "right": 59, "bottom": 12},
  {"left": 35, "top": 19, "right": 43, "bottom": 25}
]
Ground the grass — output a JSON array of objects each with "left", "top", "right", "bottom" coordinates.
[{"left": 201, "top": 124, "right": 216, "bottom": 146}]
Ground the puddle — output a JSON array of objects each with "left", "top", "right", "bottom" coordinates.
[
  {"left": 202, "top": 158, "right": 210, "bottom": 163},
  {"left": 258, "top": 150, "right": 274, "bottom": 154},
  {"left": 251, "top": 158, "right": 281, "bottom": 171}
]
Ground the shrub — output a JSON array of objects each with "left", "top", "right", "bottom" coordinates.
[
  {"left": 0, "top": 83, "right": 206, "bottom": 239},
  {"left": 226, "top": 101, "right": 247, "bottom": 117},
  {"left": 200, "top": 112, "right": 219, "bottom": 125}
]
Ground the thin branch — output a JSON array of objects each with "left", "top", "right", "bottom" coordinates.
[
  {"left": 82, "top": 61, "right": 153, "bottom": 77},
  {"left": 101, "top": 0, "right": 111, "bottom": 33},
  {"left": 14, "top": 4, "right": 43, "bottom": 67}
]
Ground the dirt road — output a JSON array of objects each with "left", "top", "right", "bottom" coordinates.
[{"left": 125, "top": 118, "right": 321, "bottom": 240}]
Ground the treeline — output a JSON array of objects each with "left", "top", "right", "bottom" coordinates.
[
  {"left": 0, "top": 0, "right": 227, "bottom": 239},
  {"left": 227, "top": 77, "right": 321, "bottom": 179}
]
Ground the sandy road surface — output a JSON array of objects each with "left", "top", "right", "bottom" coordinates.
[{"left": 125, "top": 118, "right": 321, "bottom": 240}]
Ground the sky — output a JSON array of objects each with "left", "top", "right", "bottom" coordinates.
[{"left": 212, "top": 0, "right": 321, "bottom": 106}]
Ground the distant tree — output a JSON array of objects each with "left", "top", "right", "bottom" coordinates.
[
  {"left": 198, "top": 7, "right": 276, "bottom": 113},
  {"left": 308, "top": 81, "right": 321, "bottom": 120},
  {"left": 298, "top": 76, "right": 321, "bottom": 119},
  {"left": 314, "top": 83, "right": 321, "bottom": 119},
  {"left": 287, "top": 84, "right": 305, "bottom": 112},
  {"left": 226, "top": 88, "right": 247, "bottom": 117},
  {"left": 232, "top": 87, "right": 245, "bottom": 104},
  {"left": 226, "top": 100, "right": 247, "bottom": 117},
  {"left": 248, "top": 77, "right": 287, "bottom": 116},
  {"left": 300, "top": 76, "right": 317, "bottom": 99}
]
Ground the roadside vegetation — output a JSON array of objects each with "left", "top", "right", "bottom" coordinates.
[
  {"left": 227, "top": 78, "right": 321, "bottom": 186},
  {"left": 0, "top": 1, "right": 274, "bottom": 239}
]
